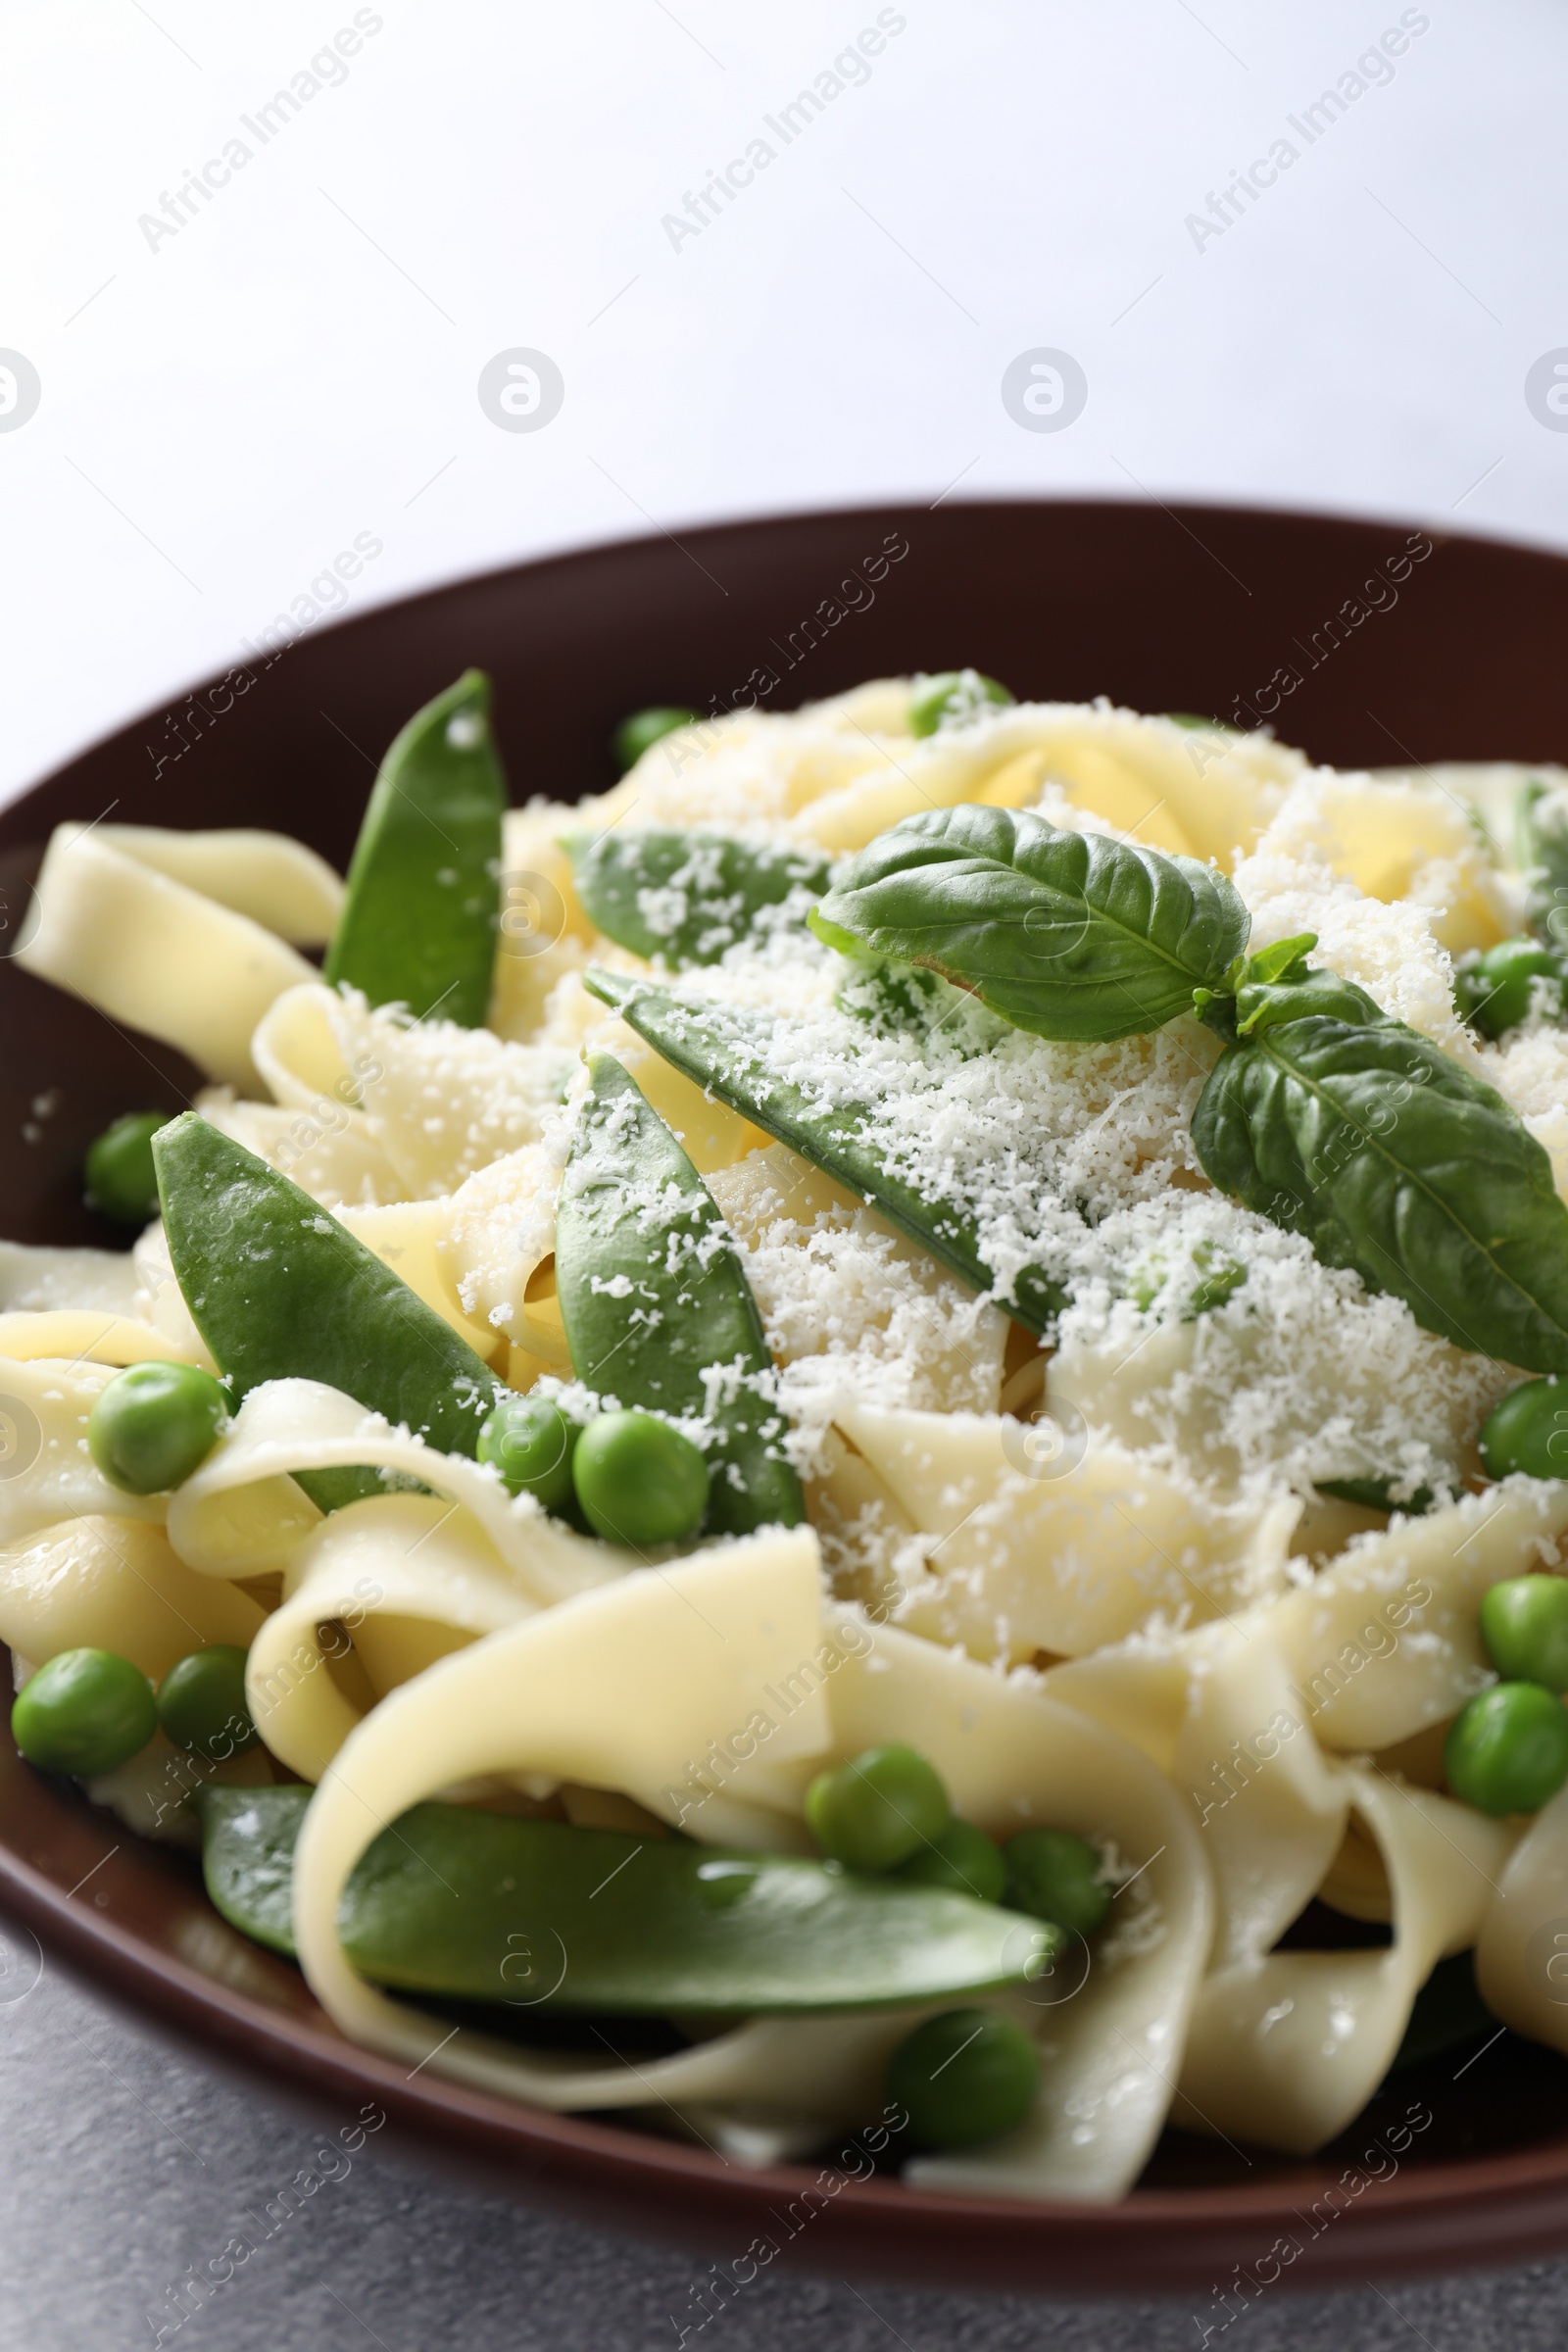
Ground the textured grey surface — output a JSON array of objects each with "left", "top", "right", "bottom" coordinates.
[{"left": 0, "top": 1956, "right": 1560, "bottom": 2351}]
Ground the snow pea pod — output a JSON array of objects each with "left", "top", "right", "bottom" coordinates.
[
  {"left": 153, "top": 1113, "right": 500, "bottom": 1512},
  {"left": 565, "top": 827, "right": 832, "bottom": 967},
  {"left": 555, "top": 1054, "right": 802, "bottom": 1534},
  {"left": 324, "top": 669, "right": 504, "bottom": 1027},
  {"left": 1313, "top": 1476, "right": 1438, "bottom": 1517},
  {"left": 196, "top": 1785, "right": 1059, "bottom": 2015},
  {"left": 582, "top": 970, "right": 1066, "bottom": 1334},
  {"left": 1518, "top": 775, "right": 1568, "bottom": 943}
]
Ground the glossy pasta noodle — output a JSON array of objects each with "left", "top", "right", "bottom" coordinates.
[{"left": 8, "top": 671, "right": 1568, "bottom": 2201}]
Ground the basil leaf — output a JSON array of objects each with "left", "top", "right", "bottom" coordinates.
[
  {"left": 1233, "top": 962, "right": 1384, "bottom": 1035},
  {"left": 810, "top": 806, "right": 1250, "bottom": 1043},
  {"left": 1193, "top": 969, "right": 1568, "bottom": 1373},
  {"left": 1193, "top": 932, "right": 1318, "bottom": 1034},
  {"left": 565, "top": 828, "right": 831, "bottom": 967},
  {"left": 582, "top": 967, "right": 1067, "bottom": 1334}
]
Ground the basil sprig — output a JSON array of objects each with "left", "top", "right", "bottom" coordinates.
[
  {"left": 566, "top": 828, "right": 831, "bottom": 968},
  {"left": 810, "top": 806, "right": 1250, "bottom": 1043},
  {"left": 812, "top": 806, "right": 1568, "bottom": 1371},
  {"left": 1192, "top": 951, "right": 1568, "bottom": 1374}
]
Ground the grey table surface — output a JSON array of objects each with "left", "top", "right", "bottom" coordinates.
[{"left": 0, "top": 1947, "right": 1556, "bottom": 2352}]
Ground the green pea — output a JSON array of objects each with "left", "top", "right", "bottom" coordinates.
[
  {"left": 1481, "top": 1575, "right": 1568, "bottom": 1693},
  {"left": 1445, "top": 1682, "right": 1568, "bottom": 1815},
  {"left": 1003, "top": 1827, "right": 1111, "bottom": 1936},
  {"left": 885, "top": 2008, "right": 1039, "bottom": 2149},
  {"left": 1456, "top": 938, "right": 1566, "bottom": 1041},
  {"left": 570, "top": 1409, "right": 709, "bottom": 1546},
  {"left": 86, "top": 1360, "right": 229, "bottom": 1495},
  {"left": 887, "top": 1817, "right": 1005, "bottom": 1903},
  {"left": 157, "top": 1645, "right": 261, "bottom": 1760},
  {"left": 1479, "top": 1378, "right": 1568, "bottom": 1482},
  {"left": 478, "top": 1396, "right": 579, "bottom": 1510},
  {"left": 84, "top": 1112, "right": 168, "bottom": 1225},
  {"left": 805, "top": 1743, "right": 950, "bottom": 1873},
  {"left": 907, "top": 671, "right": 1014, "bottom": 738},
  {"left": 12, "top": 1647, "right": 157, "bottom": 1776},
  {"left": 612, "top": 707, "right": 702, "bottom": 775}
]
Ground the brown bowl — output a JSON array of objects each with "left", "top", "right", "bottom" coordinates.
[{"left": 5, "top": 500, "right": 1568, "bottom": 2296}]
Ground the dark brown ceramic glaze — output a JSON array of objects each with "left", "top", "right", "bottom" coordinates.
[{"left": 4, "top": 502, "right": 1568, "bottom": 2295}]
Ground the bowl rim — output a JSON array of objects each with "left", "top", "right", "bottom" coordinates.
[
  {"left": 12, "top": 486, "right": 1568, "bottom": 816},
  {"left": 8, "top": 495, "right": 1568, "bottom": 2297},
  {"left": 7, "top": 1798, "right": 1568, "bottom": 2296}
]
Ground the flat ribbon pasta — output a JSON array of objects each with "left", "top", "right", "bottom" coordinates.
[
  {"left": 255, "top": 984, "right": 573, "bottom": 1200},
  {"left": 93, "top": 824, "right": 342, "bottom": 944},
  {"left": 0, "top": 1241, "right": 143, "bottom": 1317},
  {"left": 24, "top": 685, "right": 1568, "bottom": 2201},
  {"left": 585, "top": 689, "right": 1298, "bottom": 866},
  {"left": 1030, "top": 1479, "right": 1564, "bottom": 2156},
  {"left": 1270, "top": 1480, "right": 1568, "bottom": 1753},
  {"left": 0, "top": 1311, "right": 195, "bottom": 1368},
  {"left": 288, "top": 1546, "right": 1213, "bottom": 2203},
  {"left": 194, "top": 1090, "right": 397, "bottom": 1210},
  {"left": 130, "top": 1225, "right": 219, "bottom": 1369},
  {"left": 0, "top": 1514, "right": 264, "bottom": 1679},
  {"left": 164, "top": 1381, "right": 635, "bottom": 1776},
  {"left": 1244, "top": 772, "right": 1513, "bottom": 957},
  {"left": 1476, "top": 1781, "right": 1568, "bottom": 2050},
  {"left": 0, "top": 1356, "right": 166, "bottom": 1546},
  {"left": 250, "top": 981, "right": 366, "bottom": 1107},
  {"left": 167, "top": 1378, "right": 626, "bottom": 1605},
  {"left": 246, "top": 1493, "right": 543, "bottom": 1780},
  {"left": 1044, "top": 1481, "right": 1568, "bottom": 1788},
  {"left": 1169, "top": 1619, "right": 1515, "bottom": 2152},
  {"left": 835, "top": 1403, "right": 1297, "bottom": 1659},
  {"left": 16, "top": 823, "right": 318, "bottom": 1089},
  {"left": 787, "top": 704, "right": 1299, "bottom": 863},
  {"left": 583, "top": 684, "right": 904, "bottom": 840},
  {"left": 334, "top": 1201, "right": 504, "bottom": 1362},
  {"left": 437, "top": 1146, "right": 564, "bottom": 1363}
]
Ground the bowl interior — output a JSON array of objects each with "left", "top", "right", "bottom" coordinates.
[{"left": 7, "top": 501, "right": 1568, "bottom": 2291}]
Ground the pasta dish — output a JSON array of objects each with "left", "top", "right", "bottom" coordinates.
[{"left": 5, "top": 667, "right": 1568, "bottom": 2202}]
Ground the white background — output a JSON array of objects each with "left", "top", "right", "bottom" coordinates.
[
  {"left": 7, "top": 6, "right": 1568, "bottom": 2346},
  {"left": 4, "top": 0, "right": 1567, "bottom": 812}
]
